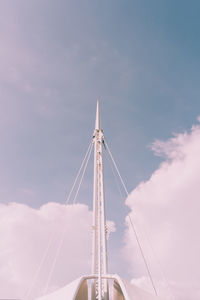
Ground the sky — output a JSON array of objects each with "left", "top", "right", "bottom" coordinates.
[{"left": 0, "top": 1, "right": 200, "bottom": 299}]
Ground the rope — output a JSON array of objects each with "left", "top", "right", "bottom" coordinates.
[
  {"left": 66, "top": 141, "right": 93, "bottom": 204},
  {"left": 104, "top": 139, "right": 158, "bottom": 296},
  {"left": 104, "top": 149, "right": 125, "bottom": 202},
  {"left": 42, "top": 228, "right": 66, "bottom": 295},
  {"left": 25, "top": 140, "right": 93, "bottom": 299},
  {"left": 128, "top": 214, "right": 158, "bottom": 296},
  {"left": 73, "top": 142, "right": 93, "bottom": 204},
  {"left": 135, "top": 218, "right": 174, "bottom": 299},
  {"left": 104, "top": 140, "right": 129, "bottom": 195},
  {"left": 24, "top": 229, "right": 56, "bottom": 299},
  {"left": 43, "top": 141, "right": 94, "bottom": 294}
]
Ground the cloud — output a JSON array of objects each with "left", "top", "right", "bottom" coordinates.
[
  {"left": 0, "top": 201, "right": 115, "bottom": 299},
  {"left": 0, "top": 202, "right": 91, "bottom": 299},
  {"left": 124, "top": 120, "right": 200, "bottom": 299}
]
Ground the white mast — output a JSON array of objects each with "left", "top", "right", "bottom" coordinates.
[
  {"left": 92, "top": 99, "right": 109, "bottom": 300},
  {"left": 34, "top": 99, "right": 162, "bottom": 300}
]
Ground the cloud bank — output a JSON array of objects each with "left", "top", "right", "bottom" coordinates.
[
  {"left": 125, "top": 120, "right": 200, "bottom": 299},
  {"left": 0, "top": 201, "right": 115, "bottom": 300},
  {"left": 0, "top": 202, "right": 93, "bottom": 299}
]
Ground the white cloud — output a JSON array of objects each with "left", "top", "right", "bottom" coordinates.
[
  {"left": 0, "top": 201, "right": 115, "bottom": 300},
  {"left": 124, "top": 122, "right": 200, "bottom": 299},
  {"left": 0, "top": 202, "right": 92, "bottom": 299}
]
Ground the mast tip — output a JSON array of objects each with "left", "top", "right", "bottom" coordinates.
[{"left": 95, "top": 98, "right": 101, "bottom": 130}]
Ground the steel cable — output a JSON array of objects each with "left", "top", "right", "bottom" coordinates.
[
  {"left": 104, "top": 139, "right": 158, "bottom": 296},
  {"left": 24, "top": 140, "right": 93, "bottom": 299},
  {"left": 43, "top": 141, "right": 94, "bottom": 295}
]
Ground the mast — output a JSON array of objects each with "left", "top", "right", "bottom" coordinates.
[{"left": 92, "top": 99, "right": 109, "bottom": 300}]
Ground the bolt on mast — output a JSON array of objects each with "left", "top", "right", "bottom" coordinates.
[{"left": 91, "top": 99, "right": 109, "bottom": 300}]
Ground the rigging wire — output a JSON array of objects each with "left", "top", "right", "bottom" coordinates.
[
  {"left": 24, "top": 140, "right": 93, "bottom": 299},
  {"left": 42, "top": 228, "right": 66, "bottom": 295},
  {"left": 134, "top": 216, "right": 174, "bottom": 300},
  {"left": 104, "top": 148, "right": 125, "bottom": 202},
  {"left": 104, "top": 140, "right": 129, "bottom": 196},
  {"left": 24, "top": 133, "right": 173, "bottom": 298},
  {"left": 128, "top": 214, "right": 158, "bottom": 296},
  {"left": 105, "top": 139, "right": 174, "bottom": 299},
  {"left": 104, "top": 139, "right": 158, "bottom": 296},
  {"left": 106, "top": 145, "right": 163, "bottom": 295},
  {"left": 72, "top": 142, "right": 94, "bottom": 204},
  {"left": 24, "top": 228, "right": 57, "bottom": 299},
  {"left": 66, "top": 141, "right": 93, "bottom": 204},
  {"left": 43, "top": 141, "right": 94, "bottom": 295}
]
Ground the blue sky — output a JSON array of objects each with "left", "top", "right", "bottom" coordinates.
[
  {"left": 1, "top": 1, "right": 200, "bottom": 298},
  {"left": 1, "top": 0, "right": 200, "bottom": 203}
]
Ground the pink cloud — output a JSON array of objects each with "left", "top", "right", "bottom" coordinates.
[
  {"left": 0, "top": 202, "right": 92, "bottom": 299},
  {"left": 124, "top": 120, "right": 200, "bottom": 299},
  {"left": 0, "top": 201, "right": 115, "bottom": 300}
]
